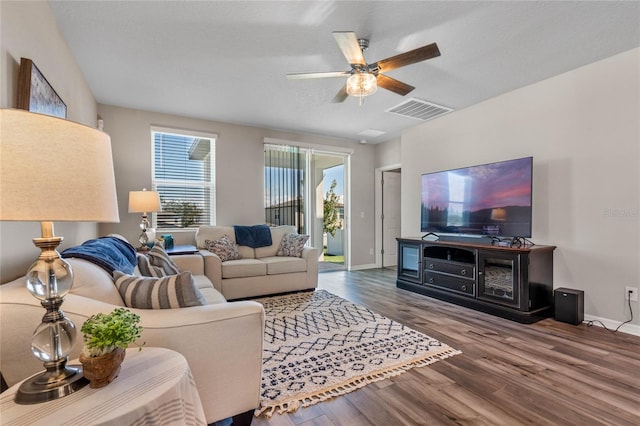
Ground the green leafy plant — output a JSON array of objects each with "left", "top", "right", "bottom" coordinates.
[
  {"left": 81, "top": 308, "right": 144, "bottom": 357},
  {"left": 162, "top": 200, "right": 204, "bottom": 228},
  {"left": 323, "top": 179, "right": 343, "bottom": 237}
]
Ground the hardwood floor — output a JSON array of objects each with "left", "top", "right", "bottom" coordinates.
[{"left": 252, "top": 268, "right": 640, "bottom": 426}]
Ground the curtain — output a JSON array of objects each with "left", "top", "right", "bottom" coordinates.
[{"left": 264, "top": 144, "right": 304, "bottom": 234}]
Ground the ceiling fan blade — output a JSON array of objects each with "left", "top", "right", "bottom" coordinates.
[
  {"left": 287, "top": 71, "right": 350, "bottom": 80},
  {"left": 331, "top": 85, "right": 349, "bottom": 103},
  {"left": 377, "top": 74, "right": 415, "bottom": 96},
  {"left": 375, "top": 43, "right": 440, "bottom": 73},
  {"left": 333, "top": 31, "right": 366, "bottom": 66}
]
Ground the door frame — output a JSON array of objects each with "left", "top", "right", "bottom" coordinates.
[
  {"left": 375, "top": 163, "right": 401, "bottom": 268},
  {"left": 264, "top": 137, "right": 353, "bottom": 269},
  {"left": 310, "top": 150, "right": 350, "bottom": 270}
]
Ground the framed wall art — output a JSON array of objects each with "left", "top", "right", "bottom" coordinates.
[{"left": 17, "top": 57, "right": 67, "bottom": 118}]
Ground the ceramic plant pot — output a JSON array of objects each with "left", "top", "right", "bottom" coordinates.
[{"left": 80, "top": 348, "right": 126, "bottom": 388}]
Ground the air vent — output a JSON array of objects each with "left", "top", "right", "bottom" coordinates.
[{"left": 386, "top": 98, "right": 452, "bottom": 121}]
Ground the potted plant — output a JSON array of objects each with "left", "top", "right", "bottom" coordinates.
[{"left": 79, "top": 308, "right": 144, "bottom": 388}]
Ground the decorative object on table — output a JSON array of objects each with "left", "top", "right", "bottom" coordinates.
[
  {"left": 160, "top": 233, "right": 174, "bottom": 249},
  {"left": 79, "top": 348, "right": 126, "bottom": 390},
  {"left": 144, "top": 228, "right": 156, "bottom": 248},
  {"left": 79, "top": 308, "right": 143, "bottom": 388},
  {"left": 128, "top": 189, "right": 161, "bottom": 250},
  {"left": 17, "top": 57, "right": 67, "bottom": 118},
  {"left": 254, "top": 290, "right": 461, "bottom": 417},
  {"left": 0, "top": 109, "right": 119, "bottom": 403}
]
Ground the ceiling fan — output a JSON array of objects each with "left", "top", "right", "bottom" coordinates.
[{"left": 287, "top": 31, "right": 440, "bottom": 104}]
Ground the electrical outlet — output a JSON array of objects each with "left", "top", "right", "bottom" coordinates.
[{"left": 625, "top": 286, "right": 638, "bottom": 302}]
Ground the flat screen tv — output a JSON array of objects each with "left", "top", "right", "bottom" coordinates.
[{"left": 420, "top": 157, "right": 533, "bottom": 238}]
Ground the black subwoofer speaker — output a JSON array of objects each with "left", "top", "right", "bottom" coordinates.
[{"left": 554, "top": 288, "right": 584, "bottom": 325}]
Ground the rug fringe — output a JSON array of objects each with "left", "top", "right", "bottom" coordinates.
[{"left": 255, "top": 347, "right": 463, "bottom": 418}]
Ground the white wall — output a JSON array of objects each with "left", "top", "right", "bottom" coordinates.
[
  {"left": 0, "top": 1, "right": 99, "bottom": 282},
  {"left": 375, "top": 138, "right": 401, "bottom": 168},
  {"left": 97, "top": 105, "right": 378, "bottom": 268},
  {"left": 401, "top": 48, "right": 640, "bottom": 332}
]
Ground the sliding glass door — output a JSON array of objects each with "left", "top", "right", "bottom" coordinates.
[{"left": 264, "top": 142, "right": 348, "bottom": 269}]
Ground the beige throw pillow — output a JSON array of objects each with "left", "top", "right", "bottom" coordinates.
[
  {"left": 276, "top": 233, "right": 309, "bottom": 257},
  {"left": 205, "top": 235, "right": 241, "bottom": 261}
]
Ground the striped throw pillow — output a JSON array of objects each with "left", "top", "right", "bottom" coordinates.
[
  {"left": 113, "top": 271, "right": 206, "bottom": 309},
  {"left": 147, "top": 244, "right": 181, "bottom": 275},
  {"left": 137, "top": 253, "right": 167, "bottom": 277}
]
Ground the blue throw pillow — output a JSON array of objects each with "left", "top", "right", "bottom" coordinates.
[{"left": 233, "top": 224, "right": 272, "bottom": 248}]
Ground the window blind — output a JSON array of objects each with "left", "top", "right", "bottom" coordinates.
[
  {"left": 152, "top": 130, "right": 215, "bottom": 228},
  {"left": 264, "top": 144, "right": 304, "bottom": 234}
]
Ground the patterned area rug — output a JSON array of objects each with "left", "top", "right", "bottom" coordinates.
[{"left": 254, "top": 290, "right": 461, "bottom": 417}]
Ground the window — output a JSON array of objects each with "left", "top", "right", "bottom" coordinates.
[{"left": 151, "top": 128, "right": 216, "bottom": 229}]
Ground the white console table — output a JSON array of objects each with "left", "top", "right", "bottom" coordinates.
[{"left": 0, "top": 347, "right": 206, "bottom": 425}]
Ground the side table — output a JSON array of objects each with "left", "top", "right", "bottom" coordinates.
[
  {"left": 0, "top": 347, "right": 206, "bottom": 425},
  {"left": 165, "top": 244, "right": 199, "bottom": 255}
]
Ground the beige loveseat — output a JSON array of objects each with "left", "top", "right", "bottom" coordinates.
[
  {"left": 195, "top": 225, "right": 319, "bottom": 300},
  {"left": 0, "top": 252, "right": 264, "bottom": 425}
]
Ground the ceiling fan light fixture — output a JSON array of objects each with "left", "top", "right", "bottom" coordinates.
[
  {"left": 346, "top": 72, "right": 377, "bottom": 98},
  {"left": 287, "top": 32, "right": 440, "bottom": 105}
]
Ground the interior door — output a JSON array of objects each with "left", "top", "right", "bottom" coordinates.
[{"left": 382, "top": 170, "right": 401, "bottom": 267}]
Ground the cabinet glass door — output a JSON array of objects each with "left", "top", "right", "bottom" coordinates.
[
  {"left": 399, "top": 243, "right": 421, "bottom": 281},
  {"left": 478, "top": 253, "right": 519, "bottom": 307}
]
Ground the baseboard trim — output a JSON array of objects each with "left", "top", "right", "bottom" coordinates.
[{"left": 583, "top": 314, "right": 640, "bottom": 337}]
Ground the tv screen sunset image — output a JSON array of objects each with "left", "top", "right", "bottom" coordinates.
[{"left": 421, "top": 157, "right": 532, "bottom": 237}]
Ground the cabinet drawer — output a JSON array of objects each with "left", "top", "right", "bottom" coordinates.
[
  {"left": 424, "top": 259, "right": 475, "bottom": 278},
  {"left": 424, "top": 271, "right": 474, "bottom": 295}
]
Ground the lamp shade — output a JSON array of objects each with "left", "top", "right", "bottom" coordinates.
[
  {"left": 128, "top": 190, "right": 161, "bottom": 213},
  {"left": 0, "top": 109, "right": 119, "bottom": 222}
]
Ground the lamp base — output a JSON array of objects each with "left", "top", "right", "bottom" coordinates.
[
  {"left": 138, "top": 227, "right": 150, "bottom": 250},
  {"left": 15, "top": 365, "right": 88, "bottom": 404}
]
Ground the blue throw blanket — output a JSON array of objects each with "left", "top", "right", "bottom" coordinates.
[
  {"left": 61, "top": 236, "right": 137, "bottom": 274},
  {"left": 234, "top": 224, "right": 272, "bottom": 248}
]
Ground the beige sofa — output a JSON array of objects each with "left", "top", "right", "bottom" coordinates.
[
  {"left": 0, "top": 253, "right": 264, "bottom": 425},
  {"left": 195, "top": 225, "right": 318, "bottom": 300}
]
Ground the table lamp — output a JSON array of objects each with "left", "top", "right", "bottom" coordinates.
[
  {"left": 128, "top": 189, "right": 161, "bottom": 250},
  {"left": 0, "top": 109, "right": 120, "bottom": 403}
]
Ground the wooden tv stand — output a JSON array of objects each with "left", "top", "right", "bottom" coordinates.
[{"left": 396, "top": 238, "right": 556, "bottom": 324}]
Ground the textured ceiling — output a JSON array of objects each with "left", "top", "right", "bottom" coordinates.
[{"left": 49, "top": 1, "right": 640, "bottom": 144}]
